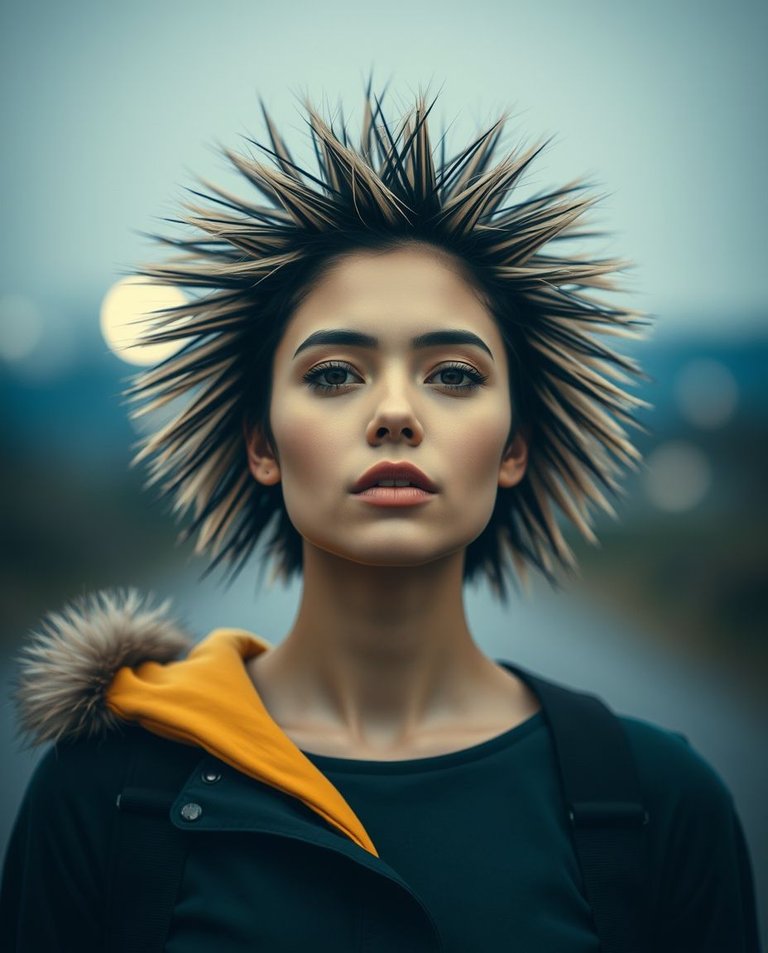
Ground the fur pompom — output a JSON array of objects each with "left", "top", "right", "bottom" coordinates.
[{"left": 12, "top": 588, "right": 192, "bottom": 747}]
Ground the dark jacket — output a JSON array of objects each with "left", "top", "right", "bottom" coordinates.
[{"left": 0, "top": 590, "right": 761, "bottom": 952}]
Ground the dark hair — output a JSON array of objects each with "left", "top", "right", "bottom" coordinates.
[{"left": 124, "top": 84, "right": 652, "bottom": 603}]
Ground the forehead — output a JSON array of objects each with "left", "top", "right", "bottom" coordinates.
[{"left": 275, "top": 245, "right": 505, "bottom": 359}]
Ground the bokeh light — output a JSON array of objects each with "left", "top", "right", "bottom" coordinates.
[
  {"left": 99, "top": 276, "right": 189, "bottom": 366},
  {"left": 644, "top": 440, "right": 713, "bottom": 512}
]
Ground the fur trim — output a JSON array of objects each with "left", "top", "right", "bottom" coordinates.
[{"left": 12, "top": 588, "right": 192, "bottom": 748}]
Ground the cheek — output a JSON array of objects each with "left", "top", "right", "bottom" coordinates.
[
  {"left": 445, "top": 404, "right": 511, "bottom": 477},
  {"left": 270, "top": 400, "right": 348, "bottom": 491}
]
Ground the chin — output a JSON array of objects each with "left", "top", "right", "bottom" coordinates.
[{"left": 316, "top": 538, "right": 468, "bottom": 571}]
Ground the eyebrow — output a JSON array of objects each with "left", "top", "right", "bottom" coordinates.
[{"left": 292, "top": 328, "right": 494, "bottom": 361}]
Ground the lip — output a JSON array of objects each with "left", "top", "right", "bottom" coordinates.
[
  {"left": 353, "top": 486, "right": 435, "bottom": 507},
  {"left": 350, "top": 461, "right": 438, "bottom": 494}
]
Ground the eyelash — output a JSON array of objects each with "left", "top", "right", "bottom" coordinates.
[{"left": 302, "top": 360, "right": 489, "bottom": 394}]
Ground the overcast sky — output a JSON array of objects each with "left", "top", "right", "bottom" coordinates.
[{"left": 1, "top": 0, "right": 766, "bottom": 344}]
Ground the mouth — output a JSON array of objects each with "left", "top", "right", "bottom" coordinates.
[{"left": 351, "top": 462, "right": 438, "bottom": 495}]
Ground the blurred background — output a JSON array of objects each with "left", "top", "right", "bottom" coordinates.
[{"left": 1, "top": 0, "right": 766, "bottom": 944}]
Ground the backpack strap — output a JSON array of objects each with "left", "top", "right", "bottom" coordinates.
[
  {"left": 106, "top": 727, "right": 202, "bottom": 953},
  {"left": 504, "top": 663, "right": 651, "bottom": 953}
]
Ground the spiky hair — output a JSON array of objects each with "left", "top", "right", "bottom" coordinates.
[{"left": 123, "top": 83, "right": 652, "bottom": 602}]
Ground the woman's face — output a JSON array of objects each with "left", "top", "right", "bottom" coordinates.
[{"left": 245, "top": 243, "right": 528, "bottom": 571}]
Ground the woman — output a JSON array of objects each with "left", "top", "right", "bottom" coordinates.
[{"left": 1, "top": 86, "right": 760, "bottom": 952}]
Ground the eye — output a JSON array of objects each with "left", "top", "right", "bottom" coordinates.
[
  {"left": 302, "top": 361, "right": 363, "bottom": 392},
  {"left": 302, "top": 360, "right": 489, "bottom": 394},
  {"left": 428, "top": 362, "right": 489, "bottom": 392}
]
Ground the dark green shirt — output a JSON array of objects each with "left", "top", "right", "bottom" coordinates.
[{"left": 303, "top": 711, "right": 759, "bottom": 953}]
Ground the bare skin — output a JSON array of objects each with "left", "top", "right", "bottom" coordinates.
[{"left": 245, "top": 243, "right": 541, "bottom": 760}]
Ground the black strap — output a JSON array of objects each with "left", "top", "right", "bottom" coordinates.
[
  {"left": 506, "top": 663, "right": 651, "bottom": 953},
  {"left": 106, "top": 728, "right": 200, "bottom": 953}
]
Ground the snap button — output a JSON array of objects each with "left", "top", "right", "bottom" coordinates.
[
  {"left": 202, "top": 769, "right": 221, "bottom": 784},
  {"left": 180, "top": 802, "right": 203, "bottom": 822}
]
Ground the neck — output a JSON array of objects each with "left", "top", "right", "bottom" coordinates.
[{"left": 247, "top": 544, "right": 537, "bottom": 753}]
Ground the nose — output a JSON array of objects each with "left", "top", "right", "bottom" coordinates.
[{"left": 365, "top": 376, "right": 424, "bottom": 446}]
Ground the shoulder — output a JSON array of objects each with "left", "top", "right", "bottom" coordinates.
[
  {"left": 6, "top": 725, "right": 199, "bottom": 893},
  {"left": 617, "top": 716, "right": 750, "bottom": 907},
  {"left": 25, "top": 723, "right": 200, "bottom": 809},
  {"left": 1, "top": 726, "right": 196, "bottom": 949},
  {"left": 19, "top": 725, "right": 164, "bottom": 829},
  {"left": 613, "top": 720, "right": 759, "bottom": 949},
  {"left": 617, "top": 714, "right": 736, "bottom": 817},
  {"left": 2, "top": 727, "right": 139, "bottom": 927},
  {"left": 509, "top": 663, "right": 736, "bottom": 814}
]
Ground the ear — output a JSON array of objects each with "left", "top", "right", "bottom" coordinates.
[
  {"left": 498, "top": 424, "right": 530, "bottom": 490},
  {"left": 242, "top": 418, "right": 281, "bottom": 487}
]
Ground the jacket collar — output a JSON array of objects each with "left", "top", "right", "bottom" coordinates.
[
  {"left": 14, "top": 588, "right": 376, "bottom": 856},
  {"left": 109, "top": 626, "right": 378, "bottom": 855}
]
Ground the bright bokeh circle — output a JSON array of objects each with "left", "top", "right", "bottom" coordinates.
[{"left": 100, "top": 276, "right": 189, "bottom": 367}]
